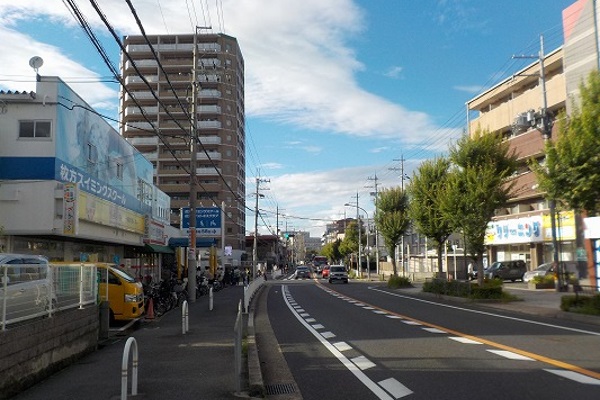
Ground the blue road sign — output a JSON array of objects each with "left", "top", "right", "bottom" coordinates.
[{"left": 181, "top": 207, "right": 222, "bottom": 236}]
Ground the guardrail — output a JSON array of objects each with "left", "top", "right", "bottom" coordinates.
[
  {"left": 1, "top": 263, "right": 97, "bottom": 330},
  {"left": 243, "top": 276, "right": 265, "bottom": 314}
]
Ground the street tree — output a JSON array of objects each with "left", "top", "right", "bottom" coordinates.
[
  {"left": 445, "top": 130, "right": 518, "bottom": 284},
  {"left": 532, "top": 70, "right": 600, "bottom": 216},
  {"left": 321, "top": 239, "right": 342, "bottom": 264},
  {"left": 340, "top": 220, "right": 362, "bottom": 269},
  {"left": 408, "top": 157, "right": 453, "bottom": 276},
  {"left": 375, "top": 187, "right": 410, "bottom": 277}
]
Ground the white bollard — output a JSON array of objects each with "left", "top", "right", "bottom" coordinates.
[
  {"left": 121, "top": 337, "right": 138, "bottom": 400},
  {"left": 209, "top": 286, "right": 213, "bottom": 311},
  {"left": 181, "top": 300, "right": 189, "bottom": 334}
]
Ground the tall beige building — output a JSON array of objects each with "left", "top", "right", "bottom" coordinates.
[{"left": 120, "top": 33, "right": 245, "bottom": 251}]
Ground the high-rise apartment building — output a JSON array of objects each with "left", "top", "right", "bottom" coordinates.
[{"left": 120, "top": 33, "right": 245, "bottom": 252}]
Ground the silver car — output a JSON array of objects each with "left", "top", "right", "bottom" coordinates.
[{"left": 0, "top": 253, "right": 52, "bottom": 325}]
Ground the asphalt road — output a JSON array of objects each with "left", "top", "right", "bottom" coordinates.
[{"left": 265, "top": 278, "right": 600, "bottom": 400}]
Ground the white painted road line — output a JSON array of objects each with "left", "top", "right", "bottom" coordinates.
[
  {"left": 333, "top": 341, "right": 352, "bottom": 352},
  {"left": 422, "top": 327, "right": 446, "bottom": 334},
  {"left": 312, "top": 324, "right": 325, "bottom": 330},
  {"left": 449, "top": 337, "right": 482, "bottom": 344},
  {"left": 352, "top": 355, "right": 376, "bottom": 370},
  {"left": 305, "top": 318, "right": 316, "bottom": 323},
  {"left": 487, "top": 350, "right": 535, "bottom": 361},
  {"left": 321, "top": 331, "right": 336, "bottom": 339},
  {"left": 373, "top": 310, "right": 388, "bottom": 315},
  {"left": 544, "top": 369, "right": 600, "bottom": 385},
  {"left": 378, "top": 377, "right": 414, "bottom": 399},
  {"left": 282, "top": 285, "right": 400, "bottom": 400},
  {"left": 401, "top": 320, "right": 422, "bottom": 326},
  {"left": 385, "top": 315, "right": 402, "bottom": 319}
]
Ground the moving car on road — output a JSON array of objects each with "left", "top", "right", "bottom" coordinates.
[
  {"left": 295, "top": 266, "right": 311, "bottom": 279},
  {"left": 328, "top": 265, "right": 349, "bottom": 284}
]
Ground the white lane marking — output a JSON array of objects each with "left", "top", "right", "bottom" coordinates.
[
  {"left": 352, "top": 355, "right": 376, "bottom": 370},
  {"left": 295, "top": 308, "right": 305, "bottom": 312},
  {"left": 355, "top": 303, "right": 366, "bottom": 306},
  {"left": 402, "top": 320, "right": 422, "bottom": 326},
  {"left": 312, "top": 324, "right": 325, "bottom": 330},
  {"left": 378, "top": 377, "right": 413, "bottom": 399},
  {"left": 363, "top": 306, "right": 375, "bottom": 310},
  {"left": 282, "top": 285, "right": 398, "bottom": 400},
  {"left": 305, "top": 318, "right": 316, "bottom": 323},
  {"left": 373, "top": 310, "right": 388, "bottom": 315},
  {"left": 487, "top": 350, "right": 535, "bottom": 361},
  {"left": 371, "top": 287, "right": 600, "bottom": 336},
  {"left": 386, "top": 315, "right": 403, "bottom": 319},
  {"left": 333, "top": 341, "right": 352, "bottom": 352},
  {"left": 422, "top": 327, "right": 446, "bottom": 334},
  {"left": 300, "top": 313, "right": 310, "bottom": 317},
  {"left": 449, "top": 337, "right": 482, "bottom": 344},
  {"left": 544, "top": 369, "right": 600, "bottom": 385},
  {"left": 322, "top": 331, "right": 336, "bottom": 339}
]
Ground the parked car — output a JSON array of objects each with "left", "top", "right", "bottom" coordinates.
[
  {"left": 328, "top": 265, "right": 349, "bottom": 284},
  {"left": 484, "top": 260, "right": 527, "bottom": 282},
  {"left": 0, "top": 253, "right": 53, "bottom": 324},
  {"left": 321, "top": 265, "right": 331, "bottom": 279},
  {"left": 295, "top": 266, "right": 311, "bottom": 279},
  {"left": 523, "top": 261, "right": 579, "bottom": 283}
]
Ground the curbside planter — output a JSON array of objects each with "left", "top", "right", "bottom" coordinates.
[{"left": 528, "top": 281, "right": 555, "bottom": 290}]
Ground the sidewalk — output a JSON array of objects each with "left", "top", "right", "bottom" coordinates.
[{"left": 14, "top": 284, "right": 249, "bottom": 400}]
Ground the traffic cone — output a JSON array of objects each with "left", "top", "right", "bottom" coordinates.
[{"left": 145, "top": 298, "right": 155, "bottom": 320}]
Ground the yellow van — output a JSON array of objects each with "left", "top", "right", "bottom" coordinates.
[{"left": 52, "top": 262, "right": 144, "bottom": 322}]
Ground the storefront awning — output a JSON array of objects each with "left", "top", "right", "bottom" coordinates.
[
  {"left": 168, "top": 237, "right": 217, "bottom": 247},
  {"left": 144, "top": 244, "right": 175, "bottom": 254}
]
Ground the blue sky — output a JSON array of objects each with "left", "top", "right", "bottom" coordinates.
[{"left": 0, "top": 0, "right": 574, "bottom": 238}]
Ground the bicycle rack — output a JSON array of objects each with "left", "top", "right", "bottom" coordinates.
[
  {"left": 181, "top": 300, "right": 189, "bottom": 334},
  {"left": 121, "top": 337, "right": 138, "bottom": 400}
]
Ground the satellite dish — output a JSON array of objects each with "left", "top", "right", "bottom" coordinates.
[{"left": 29, "top": 56, "right": 44, "bottom": 73}]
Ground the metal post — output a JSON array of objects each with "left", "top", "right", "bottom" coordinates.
[
  {"left": 357, "top": 192, "right": 361, "bottom": 277},
  {"left": 253, "top": 177, "right": 259, "bottom": 280}
]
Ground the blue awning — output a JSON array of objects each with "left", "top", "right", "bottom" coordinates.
[{"left": 168, "top": 237, "right": 217, "bottom": 247}]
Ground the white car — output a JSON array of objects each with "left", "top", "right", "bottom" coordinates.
[{"left": 328, "top": 265, "right": 349, "bottom": 284}]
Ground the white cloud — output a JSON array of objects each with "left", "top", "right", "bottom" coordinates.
[
  {"left": 384, "top": 66, "right": 403, "bottom": 79},
  {"left": 0, "top": 0, "right": 446, "bottom": 145},
  {"left": 260, "top": 162, "right": 284, "bottom": 170},
  {"left": 454, "top": 85, "right": 483, "bottom": 94}
]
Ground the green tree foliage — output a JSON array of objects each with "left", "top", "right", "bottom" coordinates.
[
  {"left": 532, "top": 70, "right": 600, "bottom": 216},
  {"left": 321, "top": 239, "right": 341, "bottom": 264},
  {"left": 408, "top": 157, "right": 453, "bottom": 274},
  {"left": 340, "top": 221, "right": 360, "bottom": 267},
  {"left": 445, "top": 130, "right": 518, "bottom": 284},
  {"left": 375, "top": 187, "right": 410, "bottom": 276}
]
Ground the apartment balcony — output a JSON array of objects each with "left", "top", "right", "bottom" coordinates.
[
  {"left": 124, "top": 75, "right": 158, "bottom": 85},
  {"left": 197, "top": 152, "right": 221, "bottom": 161},
  {"left": 506, "top": 170, "right": 542, "bottom": 201},
  {"left": 142, "top": 151, "right": 158, "bottom": 161},
  {"left": 196, "top": 167, "right": 221, "bottom": 176},
  {"left": 128, "top": 136, "right": 159, "bottom": 146},
  {"left": 198, "top": 136, "right": 221, "bottom": 145},
  {"left": 125, "top": 59, "right": 158, "bottom": 71},
  {"left": 469, "top": 74, "right": 566, "bottom": 133},
  {"left": 125, "top": 106, "right": 159, "bottom": 116},
  {"left": 125, "top": 91, "right": 155, "bottom": 101},
  {"left": 507, "top": 128, "right": 546, "bottom": 160},
  {"left": 198, "top": 105, "right": 221, "bottom": 114},
  {"left": 126, "top": 43, "right": 194, "bottom": 53},
  {"left": 197, "top": 120, "right": 222, "bottom": 129},
  {"left": 124, "top": 121, "right": 153, "bottom": 132},
  {"left": 200, "top": 89, "right": 221, "bottom": 98}
]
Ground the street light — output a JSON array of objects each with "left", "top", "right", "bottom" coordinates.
[{"left": 345, "top": 203, "right": 371, "bottom": 279}]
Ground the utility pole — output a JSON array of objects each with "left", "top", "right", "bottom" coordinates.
[
  {"left": 356, "top": 192, "right": 362, "bottom": 277},
  {"left": 390, "top": 156, "right": 409, "bottom": 275},
  {"left": 367, "top": 174, "right": 380, "bottom": 275},
  {"left": 513, "top": 34, "right": 562, "bottom": 290},
  {"left": 187, "top": 31, "right": 200, "bottom": 302},
  {"left": 253, "top": 177, "right": 269, "bottom": 280}
]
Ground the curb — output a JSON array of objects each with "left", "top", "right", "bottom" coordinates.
[{"left": 247, "top": 296, "right": 265, "bottom": 397}]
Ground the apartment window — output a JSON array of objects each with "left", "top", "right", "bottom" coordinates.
[
  {"left": 87, "top": 143, "right": 98, "bottom": 163},
  {"left": 116, "top": 162, "right": 124, "bottom": 180},
  {"left": 19, "top": 120, "right": 51, "bottom": 138}
]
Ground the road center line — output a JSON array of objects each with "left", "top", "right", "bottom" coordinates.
[{"left": 281, "top": 285, "right": 403, "bottom": 400}]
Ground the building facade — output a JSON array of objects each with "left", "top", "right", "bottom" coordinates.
[
  {"left": 467, "top": 47, "right": 588, "bottom": 276},
  {"left": 120, "top": 33, "right": 246, "bottom": 253},
  {"left": 0, "top": 76, "right": 174, "bottom": 278}
]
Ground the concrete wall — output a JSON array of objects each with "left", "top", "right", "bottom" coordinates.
[{"left": 0, "top": 306, "right": 99, "bottom": 399}]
